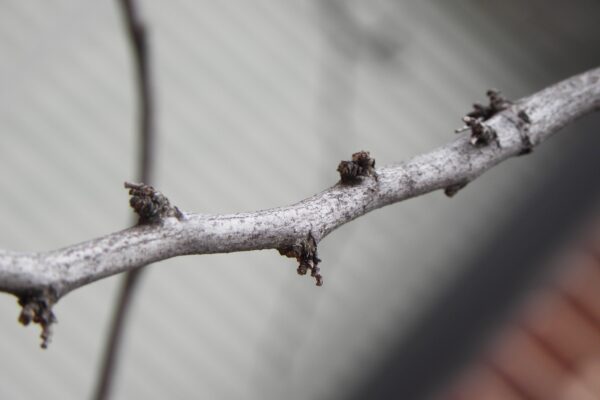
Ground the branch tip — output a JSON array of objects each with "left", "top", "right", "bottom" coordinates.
[
  {"left": 278, "top": 233, "right": 323, "bottom": 286},
  {"left": 124, "top": 182, "right": 183, "bottom": 224},
  {"left": 17, "top": 289, "right": 58, "bottom": 349},
  {"left": 337, "top": 151, "right": 377, "bottom": 184}
]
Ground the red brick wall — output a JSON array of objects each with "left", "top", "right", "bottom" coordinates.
[{"left": 444, "top": 231, "right": 600, "bottom": 399}]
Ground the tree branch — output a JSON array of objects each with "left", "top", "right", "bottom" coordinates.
[{"left": 1, "top": 66, "right": 599, "bottom": 344}]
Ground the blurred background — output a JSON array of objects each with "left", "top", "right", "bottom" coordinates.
[{"left": 0, "top": 1, "right": 599, "bottom": 399}]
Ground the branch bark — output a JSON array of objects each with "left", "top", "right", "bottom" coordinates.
[{"left": 1, "top": 67, "right": 599, "bottom": 342}]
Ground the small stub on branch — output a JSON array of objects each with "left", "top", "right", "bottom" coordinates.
[
  {"left": 456, "top": 89, "right": 510, "bottom": 146},
  {"left": 18, "top": 288, "right": 58, "bottom": 349},
  {"left": 278, "top": 232, "right": 323, "bottom": 286},
  {"left": 124, "top": 182, "right": 184, "bottom": 224},
  {"left": 337, "top": 151, "right": 376, "bottom": 184},
  {"left": 444, "top": 181, "right": 469, "bottom": 198}
]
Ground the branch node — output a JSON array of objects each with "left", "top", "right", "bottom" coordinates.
[
  {"left": 17, "top": 288, "right": 58, "bottom": 349},
  {"left": 517, "top": 109, "right": 533, "bottom": 155},
  {"left": 337, "top": 151, "right": 377, "bottom": 184},
  {"left": 278, "top": 232, "right": 323, "bottom": 286},
  {"left": 457, "top": 89, "right": 510, "bottom": 147},
  {"left": 124, "top": 182, "right": 184, "bottom": 224}
]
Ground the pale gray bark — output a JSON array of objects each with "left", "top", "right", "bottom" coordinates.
[{"left": 0, "top": 67, "right": 598, "bottom": 301}]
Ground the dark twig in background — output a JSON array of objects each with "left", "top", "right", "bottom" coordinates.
[{"left": 94, "top": 0, "right": 154, "bottom": 399}]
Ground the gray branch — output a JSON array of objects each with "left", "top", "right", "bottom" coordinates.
[{"left": 1, "top": 67, "right": 599, "bottom": 302}]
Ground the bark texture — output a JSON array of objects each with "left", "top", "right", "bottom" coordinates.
[{"left": 0, "top": 66, "right": 598, "bottom": 338}]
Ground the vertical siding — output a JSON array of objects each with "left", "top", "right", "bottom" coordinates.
[{"left": 0, "top": 1, "right": 598, "bottom": 399}]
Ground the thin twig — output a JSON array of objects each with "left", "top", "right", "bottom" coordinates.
[
  {"left": 0, "top": 67, "right": 599, "bottom": 345},
  {"left": 93, "top": 0, "right": 154, "bottom": 399}
]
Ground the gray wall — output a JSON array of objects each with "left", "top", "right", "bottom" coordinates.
[{"left": 0, "top": 1, "right": 598, "bottom": 399}]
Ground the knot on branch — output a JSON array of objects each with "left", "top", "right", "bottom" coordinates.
[
  {"left": 125, "top": 182, "right": 183, "bottom": 224},
  {"left": 337, "top": 151, "right": 376, "bottom": 184},
  {"left": 517, "top": 110, "right": 533, "bottom": 155},
  {"left": 18, "top": 289, "right": 58, "bottom": 349},
  {"left": 278, "top": 233, "right": 323, "bottom": 286},
  {"left": 457, "top": 89, "right": 510, "bottom": 146}
]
